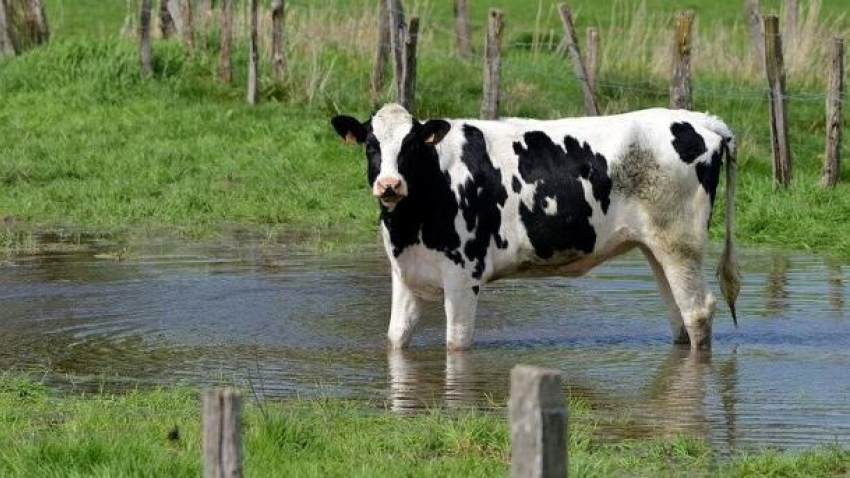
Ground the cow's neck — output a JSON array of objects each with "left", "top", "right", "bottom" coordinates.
[{"left": 380, "top": 150, "right": 464, "bottom": 265}]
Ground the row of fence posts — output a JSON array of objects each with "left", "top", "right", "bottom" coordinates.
[
  {"left": 129, "top": 0, "right": 843, "bottom": 188},
  {"left": 372, "top": 0, "right": 843, "bottom": 189},
  {"left": 203, "top": 364, "right": 569, "bottom": 478},
  {"left": 137, "top": 0, "right": 284, "bottom": 106}
]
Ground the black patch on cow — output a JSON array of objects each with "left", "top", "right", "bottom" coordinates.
[
  {"left": 513, "top": 132, "right": 611, "bottom": 260},
  {"left": 670, "top": 122, "right": 707, "bottom": 164},
  {"left": 457, "top": 124, "right": 509, "bottom": 279},
  {"left": 365, "top": 128, "right": 381, "bottom": 186},
  {"left": 511, "top": 175, "right": 522, "bottom": 193},
  {"left": 695, "top": 144, "right": 724, "bottom": 211},
  {"left": 472, "top": 285, "right": 480, "bottom": 295},
  {"left": 378, "top": 124, "right": 464, "bottom": 266}
]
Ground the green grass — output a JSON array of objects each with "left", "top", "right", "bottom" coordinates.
[
  {"left": 1, "top": 376, "right": 848, "bottom": 477},
  {"left": 1, "top": 1, "right": 849, "bottom": 258}
]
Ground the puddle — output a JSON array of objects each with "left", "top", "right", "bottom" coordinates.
[{"left": 0, "top": 233, "right": 848, "bottom": 452}]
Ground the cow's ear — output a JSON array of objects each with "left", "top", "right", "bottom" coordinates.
[
  {"left": 331, "top": 115, "right": 367, "bottom": 145},
  {"left": 421, "top": 120, "right": 451, "bottom": 145}
]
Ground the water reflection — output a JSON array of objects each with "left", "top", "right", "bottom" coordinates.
[
  {"left": 827, "top": 261, "right": 844, "bottom": 314},
  {"left": 765, "top": 254, "right": 790, "bottom": 314},
  {"left": 1, "top": 235, "right": 849, "bottom": 451}
]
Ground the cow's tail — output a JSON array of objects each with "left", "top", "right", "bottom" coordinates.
[{"left": 711, "top": 120, "right": 741, "bottom": 326}]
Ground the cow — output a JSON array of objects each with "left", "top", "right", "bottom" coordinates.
[{"left": 331, "top": 104, "right": 740, "bottom": 351}]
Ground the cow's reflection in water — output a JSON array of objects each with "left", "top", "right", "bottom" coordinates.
[
  {"left": 387, "top": 350, "right": 491, "bottom": 413},
  {"left": 387, "top": 347, "right": 738, "bottom": 449}
]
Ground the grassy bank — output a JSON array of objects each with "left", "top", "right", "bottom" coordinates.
[
  {"left": 1, "top": 377, "right": 848, "bottom": 477},
  {"left": 1, "top": 1, "right": 849, "bottom": 257}
]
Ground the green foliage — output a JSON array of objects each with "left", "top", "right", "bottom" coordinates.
[{"left": 0, "top": 0, "right": 848, "bottom": 259}]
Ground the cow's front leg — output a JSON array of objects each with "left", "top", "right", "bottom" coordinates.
[
  {"left": 444, "top": 286, "right": 480, "bottom": 351},
  {"left": 387, "top": 269, "right": 424, "bottom": 349}
]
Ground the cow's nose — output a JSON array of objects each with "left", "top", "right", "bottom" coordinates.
[
  {"left": 375, "top": 177, "right": 403, "bottom": 198},
  {"left": 379, "top": 178, "right": 401, "bottom": 192}
]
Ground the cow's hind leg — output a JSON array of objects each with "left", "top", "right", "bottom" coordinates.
[
  {"left": 388, "top": 270, "right": 425, "bottom": 349},
  {"left": 640, "top": 246, "right": 690, "bottom": 345},
  {"left": 646, "top": 244, "right": 715, "bottom": 350},
  {"left": 444, "top": 286, "right": 479, "bottom": 351}
]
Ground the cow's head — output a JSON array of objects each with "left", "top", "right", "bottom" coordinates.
[{"left": 332, "top": 104, "right": 451, "bottom": 208}]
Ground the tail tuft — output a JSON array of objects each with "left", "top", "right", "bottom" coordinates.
[{"left": 715, "top": 139, "right": 741, "bottom": 326}]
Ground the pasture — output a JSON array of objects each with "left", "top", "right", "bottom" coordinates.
[{"left": 1, "top": 0, "right": 850, "bottom": 476}]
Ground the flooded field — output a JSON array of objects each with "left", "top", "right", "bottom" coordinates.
[{"left": 1, "top": 231, "right": 848, "bottom": 453}]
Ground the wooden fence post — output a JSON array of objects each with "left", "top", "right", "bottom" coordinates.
[
  {"left": 0, "top": 1, "right": 16, "bottom": 57},
  {"left": 670, "top": 11, "right": 694, "bottom": 110},
  {"left": 203, "top": 388, "right": 243, "bottom": 478},
  {"left": 387, "top": 0, "right": 406, "bottom": 98},
  {"left": 140, "top": 0, "right": 153, "bottom": 75},
  {"left": 160, "top": 0, "right": 176, "bottom": 39},
  {"left": 371, "top": 0, "right": 391, "bottom": 99},
  {"left": 181, "top": 0, "right": 194, "bottom": 50},
  {"left": 510, "top": 365, "right": 568, "bottom": 478},
  {"left": 399, "top": 16, "right": 419, "bottom": 110},
  {"left": 585, "top": 28, "right": 598, "bottom": 96},
  {"left": 821, "top": 37, "right": 844, "bottom": 187},
  {"left": 28, "top": 0, "right": 49, "bottom": 43},
  {"left": 454, "top": 0, "right": 472, "bottom": 60},
  {"left": 219, "top": 0, "right": 232, "bottom": 82},
  {"left": 557, "top": 3, "right": 598, "bottom": 116},
  {"left": 480, "top": 8, "right": 504, "bottom": 120},
  {"left": 763, "top": 14, "right": 792, "bottom": 187},
  {"left": 246, "top": 0, "right": 258, "bottom": 105},
  {"left": 782, "top": 0, "right": 798, "bottom": 49},
  {"left": 271, "top": 0, "right": 285, "bottom": 80},
  {"left": 745, "top": 0, "right": 762, "bottom": 74}
]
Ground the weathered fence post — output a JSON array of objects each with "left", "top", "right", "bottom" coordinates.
[
  {"left": 246, "top": 0, "right": 258, "bottom": 105},
  {"left": 181, "top": 0, "right": 194, "bottom": 50},
  {"left": 821, "top": 37, "right": 844, "bottom": 187},
  {"left": 670, "top": 11, "right": 694, "bottom": 110},
  {"left": 782, "top": 0, "right": 798, "bottom": 49},
  {"left": 271, "top": 0, "right": 285, "bottom": 80},
  {"left": 557, "top": 3, "right": 598, "bottom": 116},
  {"left": 140, "top": 0, "right": 154, "bottom": 75},
  {"left": 399, "top": 16, "right": 419, "bottom": 110},
  {"left": 197, "top": 0, "right": 212, "bottom": 32},
  {"left": 454, "top": 0, "right": 472, "bottom": 60},
  {"left": 585, "top": 28, "right": 598, "bottom": 96},
  {"left": 510, "top": 365, "right": 568, "bottom": 478},
  {"left": 387, "top": 0, "right": 406, "bottom": 98},
  {"left": 0, "top": 0, "right": 17, "bottom": 56},
  {"left": 745, "top": 0, "right": 763, "bottom": 74},
  {"left": 1, "top": 0, "right": 50, "bottom": 54},
  {"left": 371, "top": 0, "right": 391, "bottom": 99},
  {"left": 763, "top": 14, "right": 792, "bottom": 187},
  {"left": 480, "top": 8, "right": 504, "bottom": 120},
  {"left": 203, "top": 388, "right": 243, "bottom": 478},
  {"left": 160, "top": 0, "right": 176, "bottom": 39},
  {"left": 219, "top": 0, "right": 232, "bottom": 82}
]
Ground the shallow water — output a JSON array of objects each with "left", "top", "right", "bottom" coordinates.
[{"left": 1, "top": 232, "right": 848, "bottom": 452}]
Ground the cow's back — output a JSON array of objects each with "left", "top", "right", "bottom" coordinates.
[{"left": 432, "top": 108, "right": 730, "bottom": 282}]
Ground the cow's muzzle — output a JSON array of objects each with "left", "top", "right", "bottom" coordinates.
[{"left": 374, "top": 177, "right": 405, "bottom": 204}]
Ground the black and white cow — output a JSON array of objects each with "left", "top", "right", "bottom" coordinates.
[{"left": 332, "top": 104, "right": 740, "bottom": 351}]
